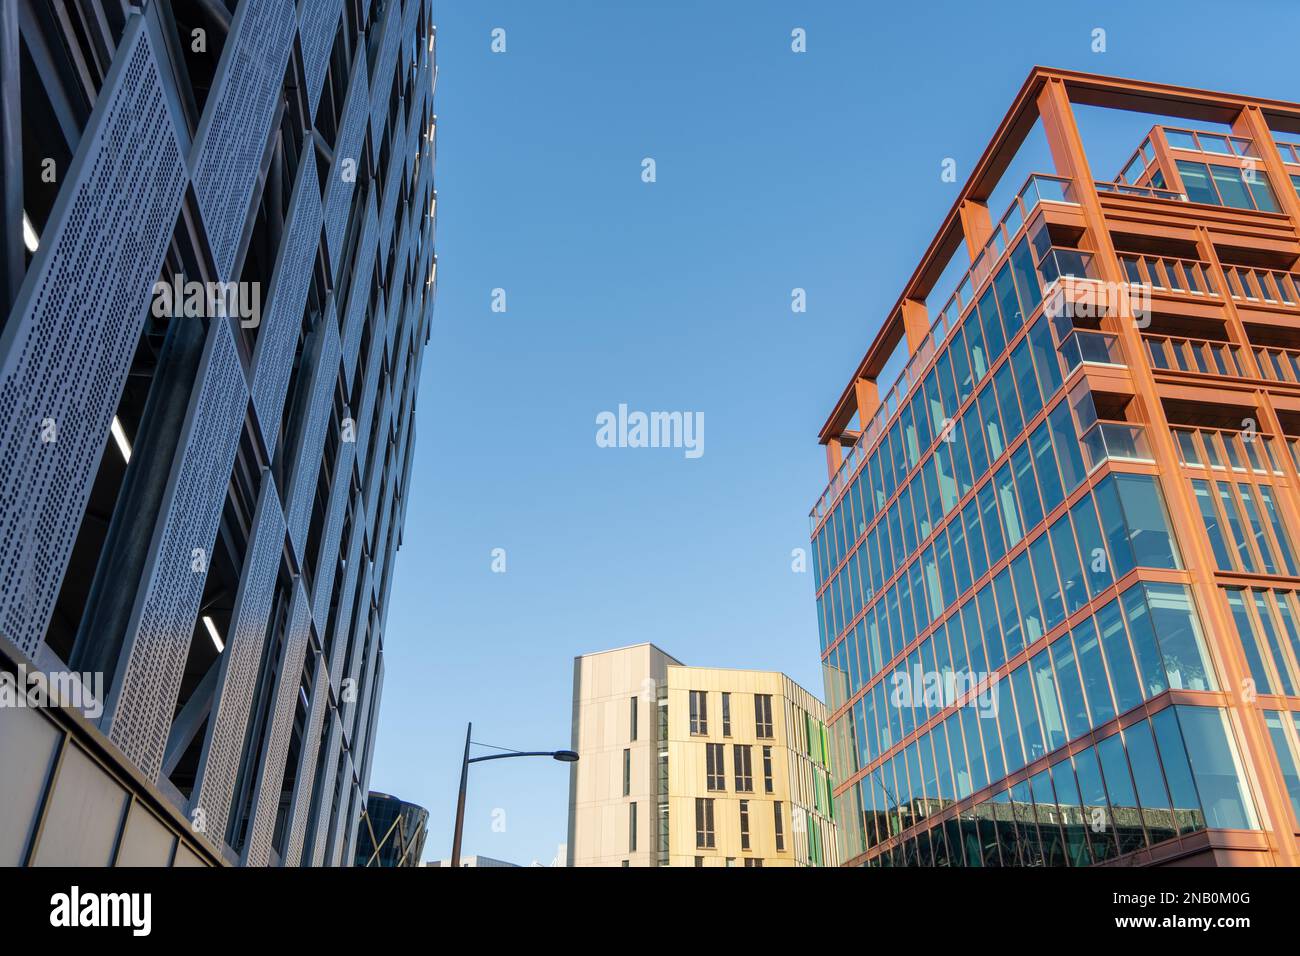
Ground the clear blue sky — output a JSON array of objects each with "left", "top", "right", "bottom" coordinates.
[{"left": 370, "top": 0, "right": 1300, "bottom": 866}]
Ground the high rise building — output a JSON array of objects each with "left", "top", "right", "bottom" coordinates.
[
  {"left": 567, "top": 644, "right": 838, "bottom": 867},
  {"left": 810, "top": 67, "right": 1300, "bottom": 867},
  {"left": 354, "top": 791, "right": 428, "bottom": 867},
  {"left": 0, "top": 0, "right": 436, "bottom": 866}
]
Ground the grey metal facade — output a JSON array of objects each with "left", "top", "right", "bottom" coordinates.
[{"left": 0, "top": 0, "right": 436, "bottom": 866}]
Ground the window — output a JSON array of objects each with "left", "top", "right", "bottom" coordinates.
[
  {"left": 630, "top": 696, "right": 638, "bottom": 741},
  {"left": 755, "top": 694, "right": 774, "bottom": 738},
  {"left": 1176, "top": 159, "right": 1280, "bottom": 212},
  {"left": 695, "top": 798, "right": 715, "bottom": 848},
  {"left": 694, "top": 856, "right": 704, "bottom": 867},
  {"left": 744, "top": 858, "right": 763, "bottom": 867},
  {"left": 763, "top": 745, "right": 774, "bottom": 794},
  {"left": 689, "top": 690, "right": 707, "bottom": 735},
  {"left": 1172, "top": 706, "right": 1259, "bottom": 830},
  {"left": 721, "top": 692, "right": 731, "bottom": 736},
  {"left": 706, "top": 743, "right": 725, "bottom": 791},
  {"left": 739, "top": 799, "right": 751, "bottom": 850},
  {"left": 629, "top": 802, "right": 637, "bottom": 852},
  {"left": 734, "top": 744, "right": 753, "bottom": 792},
  {"left": 774, "top": 801, "right": 785, "bottom": 851},
  {"left": 622, "top": 748, "right": 631, "bottom": 796}
]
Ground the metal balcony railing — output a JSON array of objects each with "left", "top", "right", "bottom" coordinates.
[
  {"left": 1081, "top": 421, "right": 1154, "bottom": 473},
  {"left": 1144, "top": 334, "right": 1245, "bottom": 377},
  {"left": 1119, "top": 254, "right": 1218, "bottom": 297},
  {"left": 1223, "top": 266, "right": 1300, "bottom": 308},
  {"left": 1253, "top": 345, "right": 1300, "bottom": 385},
  {"left": 1172, "top": 426, "right": 1286, "bottom": 476}
]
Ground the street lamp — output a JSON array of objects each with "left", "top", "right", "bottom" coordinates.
[{"left": 450, "top": 722, "right": 578, "bottom": 867}]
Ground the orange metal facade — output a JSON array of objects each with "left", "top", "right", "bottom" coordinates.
[{"left": 811, "top": 68, "right": 1300, "bottom": 867}]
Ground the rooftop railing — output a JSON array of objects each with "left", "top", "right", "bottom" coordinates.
[
  {"left": 1119, "top": 127, "right": 1258, "bottom": 185},
  {"left": 809, "top": 173, "right": 1079, "bottom": 523},
  {"left": 1095, "top": 180, "right": 1188, "bottom": 202}
]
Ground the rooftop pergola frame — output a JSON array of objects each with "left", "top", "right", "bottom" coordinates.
[{"left": 818, "top": 66, "right": 1300, "bottom": 463}]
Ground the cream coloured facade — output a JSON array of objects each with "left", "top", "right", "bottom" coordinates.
[{"left": 567, "top": 643, "right": 837, "bottom": 867}]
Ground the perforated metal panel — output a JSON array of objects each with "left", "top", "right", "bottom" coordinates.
[
  {"left": 282, "top": 653, "right": 329, "bottom": 866},
  {"left": 368, "top": 0, "right": 401, "bottom": 147},
  {"left": 243, "top": 577, "right": 311, "bottom": 867},
  {"left": 326, "top": 753, "right": 355, "bottom": 866},
  {"left": 377, "top": 105, "right": 404, "bottom": 264},
  {"left": 308, "top": 709, "right": 343, "bottom": 865},
  {"left": 191, "top": 0, "right": 296, "bottom": 281},
  {"left": 191, "top": 473, "right": 286, "bottom": 848},
  {"left": 297, "top": 0, "right": 344, "bottom": 120},
  {"left": 105, "top": 319, "right": 249, "bottom": 780},
  {"left": 322, "top": 50, "right": 370, "bottom": 278},
  {"left": 341, "top": 190, "right": 379, "bottom": 390},
  {"left": 250, "top": 147, "right": 322, "bottom": 454},
  {"left": 312, "top": 436, "right": 355, "bottom": 628},
  {"left": 364, "top": 387, "right": 392, "bottom": 509},
  {"left": 356, "top": 651, "right": 384, "bottom": 790},
  {"left": 285, "top": 308, "right": 340, "bottom": 561},
  {"left": 0, "top": 17, "right": 186, "bottom": 658},
  {"left": 327, "top": 494, "right": 366, "bottom": 692},
  {"left": 352, "top": 296, "right": 386, "bottom": 478}
]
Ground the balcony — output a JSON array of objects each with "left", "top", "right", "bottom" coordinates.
[
  {"left": 1119, "top": 254, "right": 1218, "bottom": 298},
  {"left": 1081, "top": 421, "right": 1154, "bottom": 473},
  {"left": 1223, "top": 266, "right": 1300, "bottom": 309},
  {"left": 1253, "top": 345, "right": 1300, "bottom": 385},
  {"left": 1096, "top": 180, "right": 1188, "bottom": 202},
  {"left": 1144, "top": 333, "right": 1245, "bottom": 378},
  {"left": 1058, "top": 329, "right": 1124, "bottom": 374},
  {"left": 1172, "top": 426, "right": 1287, "bottom": 477}
]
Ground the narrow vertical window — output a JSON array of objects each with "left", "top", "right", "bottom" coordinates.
[
  {"left": 755, "top": 694, "right": 774, "bottom": 738},
  {"left": 721, "top": 692, "right": 731, "bottom": 736},
  {"left": 629, "top": 695, "right": 638, "bottom": 741},
  {"left": 629, "top": 801, "right": 637, "bottom": 852},
  {"left": 774, "top": 800, "right": 785, "bottom": 851},
  {"left": 622, "top": 748, "right": 631, "bottom": 796},
  {"left": 739, "top": 799, "right": 751, "bottom": 851},
  {"left": 695, "top": 798, "right": 715, "bottom": 848},
  {"left": 690, "top": 690, "right": 708, "bottom": 735},
  {"left": 763, "top": 745, "right": 774, "bottom": 793},
  {"left": 733, "top": 744, "right": 753, "bottom": 792},
  {"left": 706, "top": 743, "right": 726, "bottom": 791}
]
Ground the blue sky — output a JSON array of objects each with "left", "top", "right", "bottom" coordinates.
[{"left": 369, "top": 0, "right": 1300, "bottom": 866}]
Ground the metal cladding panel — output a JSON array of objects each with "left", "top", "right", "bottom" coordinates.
[
  {"left": 368, "top": 0, "right": 401, "bottom": 147},
  {"left": 340, "top": 573, "right": 372, "bottom": 735},
  {"left": 341, "top": 190, "right": 379, "bottom": 390},
  {"left": 327, "top": 494, "right": 366, "bottom": 692},
  {"left": 285, "top": 308, "right": 340, "bottom": 561},
  {"left": 0, "top": 17, "right": 186, "bottom": 658},
  {"left": 357, "top": 652, "right": 384, "bottom": 792},
  {"left": 297, "top": 0, "right": 344, "bottom": 120},
  {"left": 106, "top": 319, "right": 249, "bottom": 780},
  {"left": 191, "top": 473, "right": 286, "bottom": 848},
  {"left": 327, "top": 753, "right": 355, "bottom": 866},
  {"left": 308, "top": 710, "right": 343, "bottom": 865},
  {"left": 311, "top": 435, "right": 355, "bottom": 627},
  {"left": 322, "top": 50, "right": 369, "bottom": 278},
  {"left": 377, "top": 104, "right": 404, "bottom": 263},
  {"left": 250, "top": 147, "right": 322, "bottom": 453},
  {"left": 243, "top": 577, "right": 311, "bottom": 867},
  {"left": 283, "top": 653, "right": 329, "bottom": 866},
  {"left": 191, "top": 0, "right": 296, "bottom": 281},
  {"left": 371, "top": 472, "right": 394, "bottom": 592},
  {"left": 352, "top": 298, "right": 386, "bottom": 477},
  {"left": 364, "top": 387, "right": 391, "bottom": 510}
]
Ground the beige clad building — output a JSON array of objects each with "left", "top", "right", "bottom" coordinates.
[{"left": 567, "top": 644, "right": 838, "bottom": 867}]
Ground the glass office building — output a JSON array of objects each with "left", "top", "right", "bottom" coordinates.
[
  {"left": 0, "top": 0, "right": 436, "bottom": 865},
  {"left": 810, "top": 68, "right": 1300, "bottom": 866},
  {"left": 354, "top": 792, "right": 428, "bottom": 867}
]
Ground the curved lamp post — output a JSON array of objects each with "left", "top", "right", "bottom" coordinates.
[{"left": 450, "top": 722, "right": 578, "bottom": 867}]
